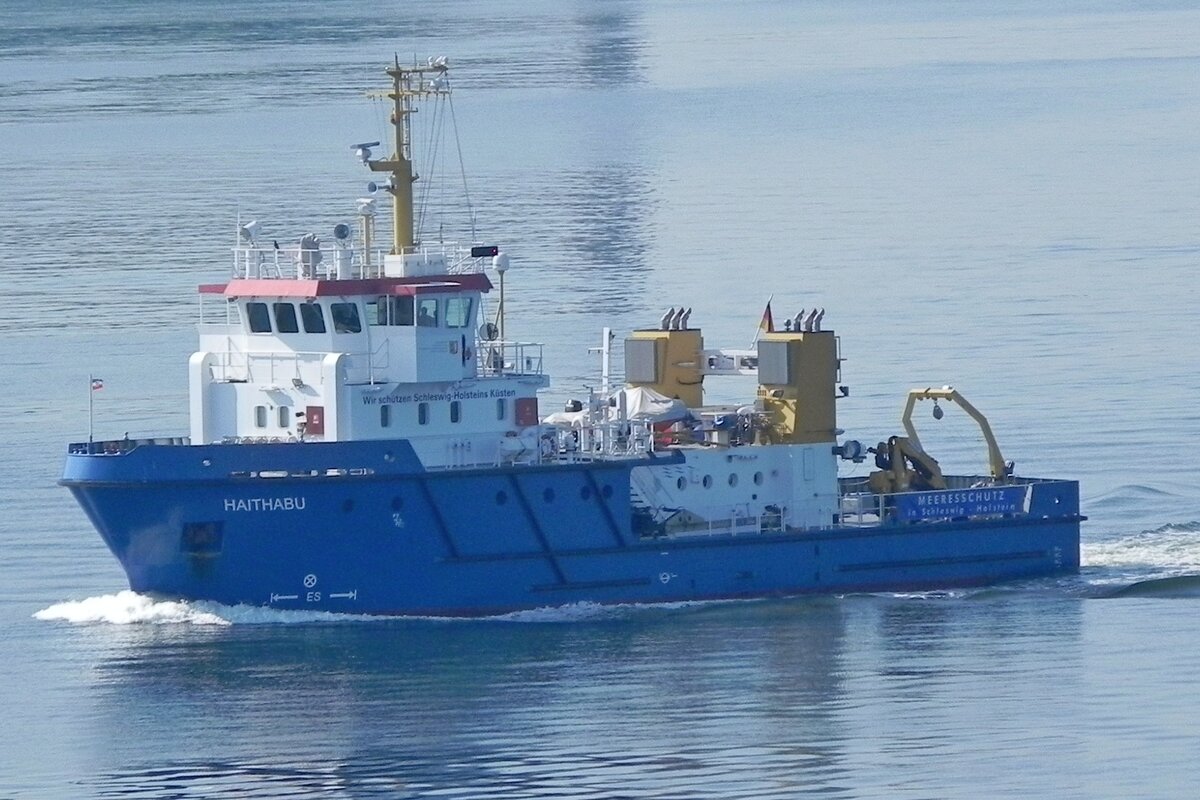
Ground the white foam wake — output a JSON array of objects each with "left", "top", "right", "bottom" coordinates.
[
  {"left": 33, "top": 590, "right": 383, "bottom": 626},
  {"left": 488, "top": 597, "right": 752, "bottom": 622},
  {"left": 34, "top": 590, "right": 233, "bottom": 625},
  {"left": 1083, "top": 523, "right": 1200, "bottom": 574},
  {"left": 33, "top": 592, "right": 749, "bottom": 626}
]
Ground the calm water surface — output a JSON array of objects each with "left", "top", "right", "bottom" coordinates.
[{"left": 3, "top": 1, "right": 1200, "bottom": 797}]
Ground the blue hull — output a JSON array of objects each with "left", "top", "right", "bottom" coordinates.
[{"left": 62, "top": 440, "right": 1082, "bottom": 616}]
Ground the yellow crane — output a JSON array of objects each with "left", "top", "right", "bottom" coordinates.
[{"left": 868, "top": 386, "right": 1012, "bottom": 494}]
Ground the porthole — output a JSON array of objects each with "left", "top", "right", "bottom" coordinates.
[
  {"left": 496, "top": 490, "right": 508, "bottom": 505},
  {"left": 580, "top": 486, "right": 592, "bottom": 501},
  {"left": 702, "top": 475, "right": 713, "bottom": 489},
  {"left": 391, "top": 496, "right": 403, "bottom": 511},
  {"left": 753, "top": 471, "right": 764, "bottom": 486},
  {"left": 543, "top": 487, "right": 555, "bottom": 503},
  {"left": 728, "top": 474, "right": 738, "bottom": 487},
  {"left": 676, "top": 477, "right": 686, "bottom": 491}
]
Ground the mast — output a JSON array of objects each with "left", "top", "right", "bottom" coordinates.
[{"left": 368, "top": 56, "right": 450, "bottom": 253}]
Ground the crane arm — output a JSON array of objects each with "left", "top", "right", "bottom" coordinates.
[{"left": 901, "top": 386, "right": 1010, "bottom": 482}]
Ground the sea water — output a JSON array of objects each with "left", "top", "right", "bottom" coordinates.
[{"left": 3, "top": 1, "right": 1200, "bottom": 797}]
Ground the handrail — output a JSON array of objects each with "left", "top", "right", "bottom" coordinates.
[
  {"left": 477, "top": 340, "right": 545, "bottom": 376},
  {"left": 229, "top": 242, "right": 493, "bottom": 281}
]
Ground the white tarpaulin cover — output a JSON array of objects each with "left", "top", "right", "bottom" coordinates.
[
  {"left": 622, "top": 386, "right": 690, "bottom": 422},
  {"left": 542, "top": 387, "right": 691, "bottom": 427}
]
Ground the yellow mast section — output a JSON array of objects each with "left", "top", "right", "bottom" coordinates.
[{"left": 368, "top": 57, "right": 450, "bottom": 253}]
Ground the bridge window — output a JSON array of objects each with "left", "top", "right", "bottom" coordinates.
[
  {"left": 331, "top": 302, "right": 361, "bottom": 334},
  {"left": 394, "top": 296, "right": 414, "bottom": 326},
  {"left": 445, "top": 296, "right": 473, "bottom": 328},
  {"left": 246, "top": 302, "right": 271, "bottom": 333},
  {"left": 278, "top": 406, "right": 290, "bottom": 427},
  {"left": 418, "top": 402, "right": 429, "bottom": 425},
  {"left": 366, "top": 299, "right": 383, "bottom": 326},
  {"left": 450, "top": 400, "right": 461, "bottom": 423},
  {"left": 273, "top": 302, "right": 299, "bottom": 333},
  {"left": 417, "top": 298, "right": 439, "bottom": 327},
  {"left": 254, "top": 406, "right": 267, "bottom": 427},
  {"left": 300, "top": 302, "right": 326, "bottom": 333},
  {"left": 369, "top": 296, "right": 415, "bottom": 326},
  {"left": 380, "top": 404, "right": 391, "bottom": 428}
]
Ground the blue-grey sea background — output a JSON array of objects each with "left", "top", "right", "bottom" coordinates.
[{"left": 3, "top": 1, "right": 1200, "bottom": 797}]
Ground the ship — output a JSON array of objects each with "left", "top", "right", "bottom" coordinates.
[{"left": 60, "top": 58, "right": 1083, "bottom": 616}]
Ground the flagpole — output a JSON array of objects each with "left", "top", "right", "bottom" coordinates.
[
  {"left": 750, "top": 293, "right": 774, "bottom": 348},
  {"left": 88, "top": 374, "right": 95, "bottom": 446}
]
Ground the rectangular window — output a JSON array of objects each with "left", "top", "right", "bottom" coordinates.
[
  {"left": 445, "top": 296, "right": 473, "bottom": 328},
  {"left": 417, "top": 298, "right": 439, "bottom": 327},
  {"left": 246, "top": 302, "right": 272, "bottom": 333},
  {"left": 366, "top": 299, "right": 383, "bottom": 326},
  {"left": 273, "top": 302, "right": 299, "bottom": 333},
  {"left": 496, "top": 398, "right": 507, "bottom": 420},
  {"left": 331, "top": 302, "right": 361, "bottom": 333},
  {"left": 418, "top": 402, "right": 429, "bottom": 425},
  {"left": 300, "top": 302, "right": 326, "bottom": 333},
  {"left": 278, "top": 406, "right": 290, "bottom": 427},
  {"left": 370, "top": 297, "right": 415, "bottom": 326},
  {"left": 450, "top": 400, "right": 461, "bottom": 423},
  {"left": 254, "top": 406, "right": 267, "bottom": 428},
  {"left": 393, "top": 296, "right": 414, "bottom": 326},
  {"left": 380, "top": 404, "right": 391, "bottom": 428}
]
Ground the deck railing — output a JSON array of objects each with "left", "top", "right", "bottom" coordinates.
[
  {"left": 68, "top": 436, "right": 190, "bottom": 455},
  {"left": 477, "top": 341, "right": 544, "bottom": 376},
  {"left": 230, "top": 242, "right": 489, "bottom": 281}
]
